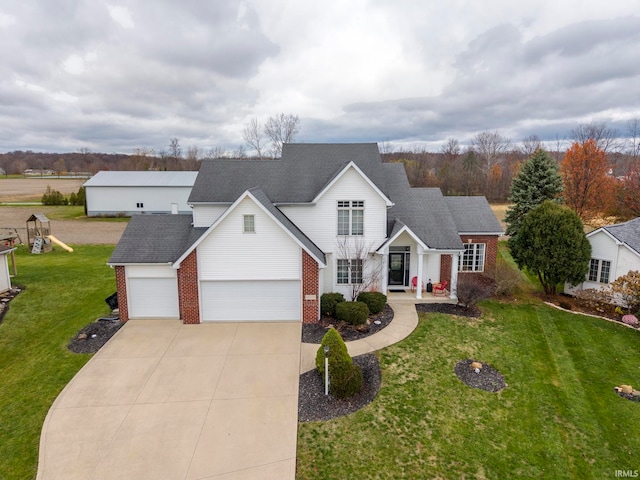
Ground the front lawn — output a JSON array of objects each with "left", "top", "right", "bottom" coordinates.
[
  {"left": 297, "top": 300, "right": 640, "bottom": 479},
  {"left": 0, "top": 245, "right": 115, "bottom": 480}
]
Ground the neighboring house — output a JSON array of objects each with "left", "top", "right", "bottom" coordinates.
[
  {"left": 108, "top": 143, "right": 502, "bottom": 324},
  {"left": 83, "top": 171, "right": 198, "bottom": 216},
  {"left": 0, "top": 245, "right": 15, "bottom": 293},
  {"left": 565, "top": 217, "right": 640, "bottom": 294}
]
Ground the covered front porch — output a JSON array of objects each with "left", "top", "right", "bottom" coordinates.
[
  {"left": 378, "top": 229, "right": 462, "bottom": 301},
  {"left": 385, "top": 289, "right": 458, "bottom": 304}
]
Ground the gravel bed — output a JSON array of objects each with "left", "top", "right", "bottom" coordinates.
[
  {"left": 302, "top": 304, "right": 394, "bottom": 344},
  {"left": 298, "top": 353, "right": 381, "bottom": 422},
  {"left": 454, "top": 359, "right": 506, "bottom": 392},
  {"left": 615, "top": 391, "right": 640, "bottom": 403},
  {"left": 67, "top": 317, "right": 123, "bottom": 353}
]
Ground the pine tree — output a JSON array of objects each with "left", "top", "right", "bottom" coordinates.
[{"left": 504, "top": 149, "right": 563, "bottom": 237}]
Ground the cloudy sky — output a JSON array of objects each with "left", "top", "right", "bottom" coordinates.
[{"left": 1, "top": 0, "right": 639, "bottom": 154}]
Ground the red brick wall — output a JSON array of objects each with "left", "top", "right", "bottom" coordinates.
[
  {"left": 115, "top": 266, "right": 129, "bottom": 322},
  {"left": 440, "top": 254, "right": 452, "bottom": 286},
  {"left": 460, "top": 235, "right": 499, "bottom": 275},
  {"left": 302, "top": 250, "right": 320, "bottom": 324},
  {"left": 177, "top": 250, "right": 200, "bottom": 324}
]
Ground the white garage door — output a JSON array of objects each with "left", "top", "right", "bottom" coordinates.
[
  {"left": 128, "top": 278, "right": 179, "bottom": 318},
  {"left": 201, "top": 280, "right": 301, "bottom": 321}
]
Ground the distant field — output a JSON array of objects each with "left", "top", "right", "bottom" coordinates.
[
  {"left": 490, "top": 203, "right": 510, "bottom": 233},
  {"left": 0, "top": 178, "right": 85, "bottom": 202}
]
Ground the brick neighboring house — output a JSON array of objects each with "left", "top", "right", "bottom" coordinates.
[{"left": 108, "top": 143, "right": 502, "bottom": 324}]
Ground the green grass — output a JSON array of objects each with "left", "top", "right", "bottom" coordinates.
[
  {"left": 0, "top": 245, "right": 115, "bottom": 480},
  {"left": 297, "top": 300, "right": 640, "bottom": 479}
]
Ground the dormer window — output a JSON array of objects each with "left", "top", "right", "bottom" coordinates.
[{"left": 337, "top": 201, "right": 364, "bottom": 236}]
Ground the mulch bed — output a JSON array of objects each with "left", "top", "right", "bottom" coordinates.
[
  {"left": 67, "top": 317, "right": 123, "bottom": 354},
  {"left": 454, "top": 359, "right": 506, "bottom": 392},
  {"left": 298, "top": 353, "right": 381, "bottom": 422},
  {"left": 302, "top": 304, "right": 394, "bottom": 344},
  {"left": 0, "top": 286, "right": 24, "bottom": 323},
  {"left": 615, "top": 390, "right": 640, "bottom": 403},
  {"left": 539, "top": 293, "right": 640, "bottom": 330}
]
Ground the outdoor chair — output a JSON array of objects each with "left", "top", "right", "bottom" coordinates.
[
  {"left": 410, "top": 276, "right": 424, "bottom": 292},
  {"left": 432, "top": 280, "right": 448, "bottom": 296}
]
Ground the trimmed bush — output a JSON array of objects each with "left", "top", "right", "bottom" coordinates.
[
  {"left": 315, "top": 328, "right": 363, "bottom": 399},
  {"left": 457, "top": 273, "right": 496, "bottom": 310},
  {"left": 357, "top": 291, "right": 387, "bottom": 314},
  {"left": 321, "top": 292, "right": 345, "bottom": 317},
  {"left": 336, "top": 301, "right": 369, "bottom": 325}
]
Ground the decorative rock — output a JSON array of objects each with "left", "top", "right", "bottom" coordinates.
[
  {"left": 622, "top": 315, "right": 638, "bottom": 326},
  {"left": 470, "top": 361, "right": 483, "bottom": 370},
  {"left": 620, "top": 385, "right": 634, "bottom": 394},
  {"left": 78, "top": 333, "right": 88, "bottom": 340}
]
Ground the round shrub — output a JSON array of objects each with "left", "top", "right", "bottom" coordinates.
[
  {"left": 356, "top": 291, "right": 387, "bottom": 314},
  {"left": 335, "top": 301, "right": 369, "bottom": 325},
  {"left": 321, "top": 292, "right": 345, "bottom": 317},
  {"left": 315, "top": 328, "right": 363, "bottom": 399}
]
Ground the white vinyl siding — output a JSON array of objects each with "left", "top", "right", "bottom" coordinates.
[
  {"left": 192, "top": 205, "right": 229, "bottom": 227},
  {"left": 126, "top": 266, "right": 179, "bottom": 318},
  {"left": 85, "top": 186, "right": 193, "bottom": 216},
  {"left": 198, "top": 198, "right": 301, "bottom": 281},
  {"left": 0, "top": 255, "right": 11, "bottom": 293},
  {"left": 279, "top": 167, "right": 388, "bottom": 252},
  {"left": 200, "top": 280, "right": 300, "bottom": 321}
]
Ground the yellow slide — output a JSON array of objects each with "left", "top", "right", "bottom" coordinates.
[{"left": 47, "top": 235, "right": 74, "bottom": 253}]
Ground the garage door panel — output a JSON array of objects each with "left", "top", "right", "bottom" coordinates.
[
  {"left": 201, "top": 280, "right": 300, "bottom": 321},
  {"left": 129, "top": 278, "right": 179, "bottom": 318}
]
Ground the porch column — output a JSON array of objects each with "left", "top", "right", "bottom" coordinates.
[
  {"left": 416, "top": 251, "right": 424, "bottom": 299},
  {"left": 450, "top": 253, "right": 459, "bottom": 299},
  {"left": 381, "top": 253, "right": 388, "bottom": 294}
]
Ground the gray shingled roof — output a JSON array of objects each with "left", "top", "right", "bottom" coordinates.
[
  {"left": 444, "top": 196, "right": 504, "bottom": 234},
  {"left": 248, "top": 188, "right": 326, "bottom": 265},
  {"left": 108, "top": 215, "right": 206, "bottom": 264},
  {"left": 189, "top": 143, "right": 390, "bottom": 204},
  {"left": 84, "top": 171, "right": 198, "bottom": 188},
  {"left": 602, "top": 217, "right": 640, "bottom": 255}
]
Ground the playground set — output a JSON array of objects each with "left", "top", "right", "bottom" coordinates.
[{"left": 0, "top": 213, "right": 74, "bottom": 263}]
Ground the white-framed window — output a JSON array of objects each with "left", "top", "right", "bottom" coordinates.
[
  {"left": 337, "top": 258, "right": 363, "bottom": 284},
  {"left": 337, "top": 200, "right": 364, "bottom": 235},
  {"left": 588, "top": 258, "right": 611, "bottom": 283},
  {"left": 243, "top": 215, "right": 255, "bottom": 233},
  {"left": 460, "top": 243, "right": 485, "bottom": 272}
]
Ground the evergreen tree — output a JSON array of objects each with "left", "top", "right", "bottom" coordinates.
[
  {"left": 505, "top": 149, "right": 563, "bottom": 237},
  {"left": 509, "top": 201, "right": 591, "bottom": 294}
]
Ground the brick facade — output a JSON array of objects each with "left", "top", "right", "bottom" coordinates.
[
  {"left": 177, "top": 249, "right": 200, "bottom": 324},
  {"left": 115, "top": 266, "right": 129, "bottom": 322},
  {"left": 460, "top": 235, "right": 499, "bottom": 275},
  {"left": 302, "top": 250, "right": 320, "bottom": 324},
  {"left": 439, "top": 254, "right": 452, "bottom": 286}
]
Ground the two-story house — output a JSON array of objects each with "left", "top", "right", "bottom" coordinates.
[{"left": 108, "top": 143, "right": 502, "bottom": 323}]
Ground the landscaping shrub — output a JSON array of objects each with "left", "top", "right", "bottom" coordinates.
[
  {"left": 492, "top": 257, "right": 524, "bottom": 296},
  {"left": 315, "top": 328, "right": 363, "bottom": 399},
  {"left": 457, "top": 273, "right": 496, "bottom": 310},
  {"left": 336, "top": 301, "right": 369, "bottom": 325},
  {"left": 41, "top": 186, "right": 68, "bottom": 205},
  {"left": 321, "top": 292, "right": 345, "bottom": 317},
  {"left": 357, "top": 291, "right": 387, "bottom": 314}
]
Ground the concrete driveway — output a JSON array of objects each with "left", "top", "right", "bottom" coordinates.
[{"left": 37, "top": 320, "right": 301, "bottom": 480}]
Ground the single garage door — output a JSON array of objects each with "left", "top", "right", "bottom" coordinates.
[
  {"left": 128, "top": 277, "right": 179, "bottom": 318},
  {"left": 201, "top": 280, "right": 301, "bottom": 321}
]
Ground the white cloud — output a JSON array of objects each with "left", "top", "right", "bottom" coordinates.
[{"left": 106, "top": 4, "right": 135, "bottom": 29}]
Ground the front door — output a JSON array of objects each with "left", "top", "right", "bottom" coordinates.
[{"left": 389, "top": 253, "right": 406, "bottom": 286}]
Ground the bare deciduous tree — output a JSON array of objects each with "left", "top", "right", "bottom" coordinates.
[
  {"left": 242, "top": 118, "right": 266, "bottom": 159},
  {"left": 626, "top": 118, "right": 640, "bottom": 158},
  {"left": 264, "top": 113, "right": 300, "bottom": 157},
  {"left": 472, "top": 130, "right": 511, "bottom": 172},
  {"left": 203, "top": 146, "right": 226, "bottom": 159},
  {"left": 520, "top": 134, "right": 543, "bottom": 157},
  {"left": 336, "top": 237, "right": 383, "bottom": 301},
  {"left": 233, "top": 145, "right": 247, "bottom": 159},
  {"left": 570, "top": 121, "right": 619, "bottom": 153},
  {"left": 169, "top": 138, "right": 182, "bottom": 160}
]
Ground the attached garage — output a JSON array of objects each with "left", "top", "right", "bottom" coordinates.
[
  {"left": 200, "top": 280, "right": 301, "bottom": 321},
  {"left": 126, "top": 266, "right": 179, "bottom": 318}
]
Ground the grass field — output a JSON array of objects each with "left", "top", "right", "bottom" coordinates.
[
  {"left": 296, "top": 300, "right": 640, "bottom": 479},
  {"left": 0, "top": 245, "right": 115, "bottom": 480}
]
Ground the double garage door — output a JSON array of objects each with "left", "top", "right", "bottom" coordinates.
[{"left": 200, "top": 280, "right": 301, "bottom": 321}]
